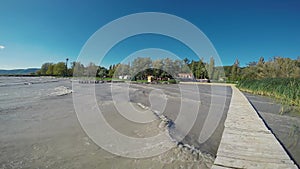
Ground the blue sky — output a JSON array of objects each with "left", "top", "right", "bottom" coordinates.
[{"left": 0, "top": 0, "right": 299, "bottom": 69}]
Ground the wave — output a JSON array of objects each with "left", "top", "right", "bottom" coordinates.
[
  {"left": 0, "top": 80, "right": 59, "bottom": 87},
  {"left": 136, "top": 102, "right": 215, "bottom": 161}
]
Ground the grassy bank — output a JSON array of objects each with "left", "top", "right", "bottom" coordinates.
[{"left": 237, "top": 78, "right": 300, "bottom": 107}]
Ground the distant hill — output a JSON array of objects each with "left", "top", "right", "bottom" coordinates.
[{"left": 0, "top": 68, "right": 40, "bottom": 75}]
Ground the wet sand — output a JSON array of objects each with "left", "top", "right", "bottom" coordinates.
[
  {"left": 0, "top": 77, "right": 231, "bottom": 169},
  {"left": 243, "top": 92, "right": 300, "bottom": 166}
]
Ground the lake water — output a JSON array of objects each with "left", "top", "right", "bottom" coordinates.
[{"left": 1, "top": 77, "right": 225, "bottom": 169}]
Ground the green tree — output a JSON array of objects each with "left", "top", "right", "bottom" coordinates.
[
  {"left": 86, "top": 62, "right": 98, "bottom": 77},
  {"left": 46, "top": 63, "right": 54, "bottom": 75},
  {"left": 53, "top": 62, "right": 66, "bottom": 76},
  {"left": 130, "top": 57, "right": 151, "bottom": 79},
  {"left": 152, "top": 59, "right": 164, "bottom": 78},
  {"left": 189, "top": 60, "right": 196, "bottom": 77},
  {"left": 274, "top": 57, "right": 295, "bottom": 78},
  {"left": 242, "top": 61, "right": 257, "bottom": 79},
  {"left": 293, "top": 57, "right": 300, "bottom": 78},
  {"left": 114, "top": 63, "right": 130, "bottom": 77},
  {"left": 163, "top": 58, "right": 174, "bottom": 76},
  {"left": 207, "top": 56, "right": 215, "bottom": 80},
  {"left": 195, "top": 60, "right": 205, "bottom": 79},
  {"left": 183, "top": 58, "right": 190, "bottom": 64},
  {"left": 72, "top": 62, "right": 85, "bottom": 77},
  {"left": 213, "top": 66, "right": 226, "bottom": 80},
  {"left": 201, "top": 63, "right": 208, "bottom": 79},
  {"left": 256, "top": 57, "right": 265, "bottom": 79},
  {"left": 180, "top": 60, "right": 190, "bottom": 73},
  {"left": 173, "top": 60, "right": 181, "bottom": 77},
  {"left": 231, "top": 59, "right": 240, "bottom": 81},
  {"left": 108, "top": 64, "right": 117, "bottom": 78},
  {"left": 36, "top": 70, "right": 41, "bottom": 76},
  {"left": 40, "top": 63, "right": 52, "bottom": 75},
  {"left": 98, "top": 67, "right": 108, "bottom": 79}
]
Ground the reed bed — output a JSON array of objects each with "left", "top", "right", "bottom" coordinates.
[{"left": 237, "top": 78, "right": 300, "bottom": 107}]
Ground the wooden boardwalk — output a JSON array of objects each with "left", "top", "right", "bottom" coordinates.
[{"left": 212, "top": 86, "right": 298, "bottom": 169}]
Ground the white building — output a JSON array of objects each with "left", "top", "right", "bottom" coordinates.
[
  {"left": 177, "top": 73, "right": 194, "bottom": 79},
  {"left": 118, "top": 75, "right": 131, "bottom": 80}
]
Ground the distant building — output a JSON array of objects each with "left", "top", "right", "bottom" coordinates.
[
  {"left": 196, "top": 78, "right": 210, "bottom": 83},
  {"left": 177, "top": 73, "right": 194, "bottom": 79},
  {"left": 218, "top": 77, "right": 226, "bottom": 82},
  {"left": 118, "top": 75, "right": 131, "bottom": 80},
  {"left": 147, "top": 75, "right": 154, "bottom": 82}
]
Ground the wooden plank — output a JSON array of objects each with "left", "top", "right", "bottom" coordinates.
[
  {"left": 213, "top": 156, "right": 298, "bottom": 169},
  {"left": 211, "top": 165, "right": 231, "bottom": 169},
  {"left": 213, "top": 86, "right": 298, "bottom": 169}
]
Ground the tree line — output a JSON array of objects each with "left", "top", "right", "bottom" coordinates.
[
  {"left": 113, "top": 57, "right": 212, "bottom": 80},
  {"left": 241, "top": 56, "right": 300, "bottom": 80},
  {"left": 37, "top": 57, "right": 216, "bottom": 80},
  {"left": 36, "top": 56, "right": 300, "bottom": 81},
  {"left": 36, "top": 62, "right": 67, "bottom": 76},
  {"left": 36, "top": 62, "right": 106, "bottom": 77}
]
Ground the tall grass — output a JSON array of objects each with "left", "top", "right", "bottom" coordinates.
[{"left": 237, "top": 78, "right": 300, "bottom": 107}]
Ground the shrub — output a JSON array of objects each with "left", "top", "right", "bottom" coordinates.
[{"left": 168, "top": 79, "right": 178, "bottom": 84}]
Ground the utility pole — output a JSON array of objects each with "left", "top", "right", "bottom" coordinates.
[{"left": 65, "top": 58, "right": 69, "bottom": 77}]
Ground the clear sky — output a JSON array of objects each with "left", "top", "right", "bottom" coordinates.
[{"left": 0, "top": 0, "right": 299, "bottom": 69}]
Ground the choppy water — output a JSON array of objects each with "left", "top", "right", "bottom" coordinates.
[
  {"left": 0, "top": 77, "right": 217, "bottom": 169},
  {"left": 0, "top": 77, "right": 71, "bottom": 110}
]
